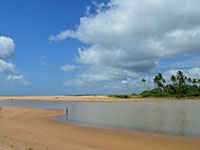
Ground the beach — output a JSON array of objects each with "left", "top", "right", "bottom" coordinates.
[
  {"left": 0, "top": 95, "right": 194, "bottom": 102},
  {"left": 0, "top": 106, "right": 200, "bottom": 150}
]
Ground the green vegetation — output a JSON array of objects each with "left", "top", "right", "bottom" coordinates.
[
  {"left": 109, "top": 71, "right": 200, "bottom": 99},
  {"left": 108, "top": 95, "right": 132, "bottom": 98},
  {"left": 140, "top": 71, "right": 200, "bottom": 98},
  {"left": 108, "top": 93, "right": 140, "bottom": 99}
]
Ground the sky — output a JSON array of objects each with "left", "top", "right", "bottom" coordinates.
[{"left": 1, "top": 0, "right": 200, "bottom": 96}]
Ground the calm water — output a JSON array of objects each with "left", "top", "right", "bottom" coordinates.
[{"left": 0, "top": 100, "right": 200, "bottom": 137}]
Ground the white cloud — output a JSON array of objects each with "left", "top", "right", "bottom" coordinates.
[
  {"left": 85, "top": 6, "right": 91, "bottom": 16},
  {"left": 103, "top": 76, "right": 154, "bottom": 94},
  {"left": 121, "top": 78, "right": 130, "bottom": 84},
  {"left": 61, "top": 64, "right": 75, "bottom": 72},
  {"left": 0, "top": 36, "right": 15, "bottom": 59},
  {"left": 51, "top": 0, "right": 200, "bottom": 84},
  {"left": 103, "top": 67, "right": 200, "bottom": 94},
  {"left": 0, "top": 35, "right": 31, "bottom": 86},
  {"left": 0, "top": 36, "right": 16, "bottom": 73},
  {"left": 63, "top": 67, "right": 200, "bottom": 94},
  {"left": 0, "top": 59, "right": 16, "bottom": 73},
  {"left": 7, "top": 75, "right": 31, "bottom": 85},
  {"left": 164, "top": 68, "right": 200, "bottom": 81}
]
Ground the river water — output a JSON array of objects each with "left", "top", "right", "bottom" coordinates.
[{"left": 0, "top": 100, "right": 200, "bottom": 137}]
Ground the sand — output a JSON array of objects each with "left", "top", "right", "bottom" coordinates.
[
  {"left": 0, "top": 106, "right": 200, "bottom": 150},
  {"left": 0, "top": 95, "right": 195, "bottom": 102}
]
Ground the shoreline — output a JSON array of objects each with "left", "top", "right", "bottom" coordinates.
[
  {"left": 0, "top": 106, "right": 200, "bottom": 150},
  {"left": 0, "top": 95, "right": 200, "bottom": 102}
]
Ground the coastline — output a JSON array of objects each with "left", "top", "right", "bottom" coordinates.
[
  {"left": 0, "top": 95, "right": 199, "bottom": 102},
  {"left": 0, "top": 106, "right": 200, "bottom": 150}
]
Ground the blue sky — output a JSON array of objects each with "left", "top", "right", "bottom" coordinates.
[{"left": 1, "top": 0, "right": 200, "bottom": 96}]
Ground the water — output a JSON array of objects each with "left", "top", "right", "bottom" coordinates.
[{"left": 0, "top": 100, "right": 200, "bottom": 137}]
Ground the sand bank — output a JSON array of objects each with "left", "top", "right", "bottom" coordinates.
[
  {"left": 0, "top": 95, "right": 196, "bottom": 102},
  {"left": 0, "top": 106, "right": 200, "bottom": 150}
]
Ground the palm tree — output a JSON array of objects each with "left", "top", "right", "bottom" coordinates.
[
  {"left": 162, "top": 79, "right": 166, "bottom": 83},
  {"left": 154, "top": 76, "right": 159, "bottom": 84},
  {"left": 170, "top": 75, "right": 176, "bottom": 85},
  {"left": 176, "top": 71, "right": 185, "bottom": 85},
  {"left": 157, "top": 82, "right": 164, "bottom": 90},
  {"left": 187, "top": 77, "right": 192, "bottom": 84},
  {"left": 162, "top": 78, "right": 166, "bottom": 90},
  {"left": 157, "top": 73, "right": 163, "bottom": 80},
  {"left": 198, "top": 79, "right": 200, "bottom": 87},
  {"left": 193, "top": 79, "right": 197, "bottom": 85},
  {"left": 153, "top": 73, "right": 165, "bottom": 91},
  {"left": 141, "top": 78, "right": 146, "bottom": 89}
]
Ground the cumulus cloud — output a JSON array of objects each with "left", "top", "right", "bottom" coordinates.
[
  {"left": 63, "top": 66, "right": 200, "bottom": 94},
  {"left": 0, "top": 35, "right": 30, "bottom": 86},
  {"left": 51, "top": 0, "right": 200, "bottom": 83},
  {"left": 103, "top": 67, "right": 200, "bottom": 94},
  {"left": 103, "top": 75, "right": 155, "bottom": 94},
  {"left": 0, "top": 59, "right": 16, "bottom": 73},
  {"left": 164, "top": 67, "right": 200, "bottom": 82},
  {"left": 0, "top": 36, "right": 15, "bottom": 59},
  {"left": 61, "top": 64, "right": 75, "bottom": 72},
  {"left": 143, "top": 67, "right": 200, "bottom": 91},
  {"left": 7, "top": 75, "right": 31, "bottom": 85},
  {"left": 121, "top": 78, "right": 131, "bottom": 84},
  {"left": 0, "top": 36, "right": 16, "bottom": 73}
]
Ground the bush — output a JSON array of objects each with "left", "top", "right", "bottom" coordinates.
[
  {"left": 132, "top": 93, "right": 137, "bottom": 96},
  {"left": 140, "top": 88, "right": 164, "bottom": 97},
  {"left": 109, "top": 95, "right": 131, "bottom": 99}
]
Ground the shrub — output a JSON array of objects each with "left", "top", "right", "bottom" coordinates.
[{"left": 109, "top": 95, "right": 131, "bottom": 99}]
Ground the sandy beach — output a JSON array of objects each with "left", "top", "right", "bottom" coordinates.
[
  {"left": 0, "top": 95, "right": 196, "bottom": 102},
  {"left": 0, "top": 106, "right": 200, "bottom": 150}
]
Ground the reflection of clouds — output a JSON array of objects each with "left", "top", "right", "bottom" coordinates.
[
  {"left": 155, "top": 104, "right": 165, "bottom": 132},
  {"left": 165, "top": 101, "right": 189, "bottom": 136},
  {"left": 176, "top": 101, "right": 188, "bottom": 136},
  {"left": 71, "top": 104, "right": 76, "bottom": 112},
  {"left": 62, "top": 101, "right": 199, "bottom": 137}
]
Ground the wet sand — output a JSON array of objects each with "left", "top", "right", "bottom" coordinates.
[
  {"left": 0, "top": 106, "right": 200, "bottom": 150},
  {"left": 0, "top": 95, "right": 195, "bottom": 102}
]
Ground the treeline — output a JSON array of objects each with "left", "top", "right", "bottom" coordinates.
[{"left": 141, "top": 71, "right": 200, "bottom": 98}]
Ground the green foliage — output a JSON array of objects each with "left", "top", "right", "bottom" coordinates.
[
  {"left": 140, "top": 71, "right": 200, "bottom": 98},
  {"left": 108, "top": 95, "right": 132, "bottom": 99},
  {"left": 132, "top": 93, "right": 137, "bottom": 95}
]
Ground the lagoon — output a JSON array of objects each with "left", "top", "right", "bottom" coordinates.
[{"left": 0, "top": 100, "right": 200, "bottom": 137}]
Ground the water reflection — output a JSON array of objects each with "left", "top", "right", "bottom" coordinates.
[
  {"left": 155, "top": 103, "right": 165, "bottom": 133},
  {"left": 65, "top": 101, "right": 200, "bottom": 137},
  {"left": 0, "top": 100, "right": 200, "bottom": 137}
]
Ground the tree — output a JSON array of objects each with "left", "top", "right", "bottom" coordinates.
[
  {"left": 153, "top": 73, "right": 164, "bottom": 91},
  {"left": 154, "top": 76, "right": 159, "bottom": 84},
  {"left": 176, "top": 71, "right": 185, "bottom": 85},
  {"left": 193, "top": 79, "right": 197, "bottom": 85},
  {"left": 157, "top": 73, "right": 163, "bottom": 80},
  {"left": 141, "top": 78, "right": 146, "bottom": 89},
  {"left": 187, "top": 77, "right": 192, "bottom": 84},
  {"left": 140, "top": 70, "right": 200, "bottom": 98},
  {"left": 157, "top": 82, "right": 164, "bottom": 90},
  {"left": 162, "top": 79, "right": 166, "bottom": 84},
  {"left": 170, "top": 75, "right": 176, "bottom": 85},
  {"left": 198, "top": 79, "right": 200, "bottom": 87}
]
